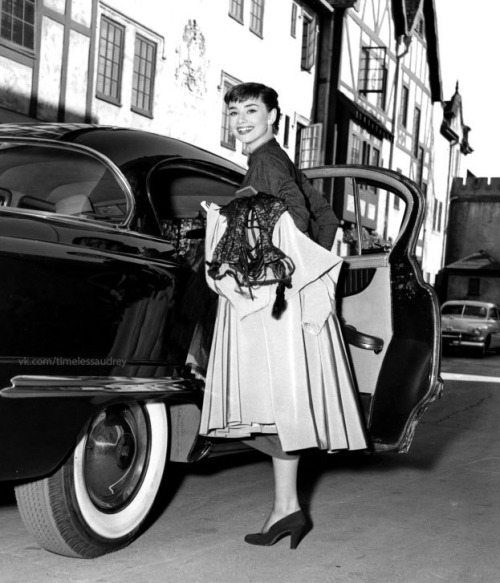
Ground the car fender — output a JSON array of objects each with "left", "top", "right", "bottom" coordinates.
[{"left": 0, "top": 375, "right": 202, "bottom": 481}]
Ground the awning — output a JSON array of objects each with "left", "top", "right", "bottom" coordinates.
[{"left": 338, "top": 92, "right": 394, "bottom": 142}]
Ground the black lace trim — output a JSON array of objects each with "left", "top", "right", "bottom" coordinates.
[{"left": 207, "top": 194, "right": 295, "bottom": 319}]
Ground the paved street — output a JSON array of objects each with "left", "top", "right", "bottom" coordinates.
[{"left": 0, "top": 353, "right": 499, "bottom": 583}]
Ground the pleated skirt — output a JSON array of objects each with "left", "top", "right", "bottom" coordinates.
[{"left": 199, "top": 288, "right": 368, "bottom": 454}]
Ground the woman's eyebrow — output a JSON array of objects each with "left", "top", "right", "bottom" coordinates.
[{"left": 228, "top": 101, "right": 259, "bottom": 109}]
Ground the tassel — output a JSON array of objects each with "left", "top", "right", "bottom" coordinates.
[{"left": 272, "top": 282, "right": 287, "bottom": 319}]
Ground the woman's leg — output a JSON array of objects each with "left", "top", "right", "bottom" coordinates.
[{"left": 261, "top": 456, "right": 301, "bottom": 532}]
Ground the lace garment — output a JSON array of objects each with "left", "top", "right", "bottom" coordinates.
[{"left": 206, "top": 194, "right": 295, "bottom": 319}]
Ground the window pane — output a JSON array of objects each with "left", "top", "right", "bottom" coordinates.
[
  {"left": 96, "top": 17, "right": 124, "bottom": 103},
  {"left": 0, "top": 0, "right": 35, "bottom": 49},
  {"left": 229, "top": 0, "right": 244, "bottom": 21},
  {"left": 291, "top": 3, "right": 297, "bottom": 37},
  {"left": 131, "top": 35, "right": 157, "bottom": 115},
  {"left": 250, "top": 0, "right": 264, "bottom": 35},
  {"left": 301, "top": 14, "right": 316, "bottom": 71},
  {"left": 359, "top": 47, "right": 386, "bottom": 95},
  {"left": 298, "top": 124, "right": 322, "bottom": 169}
]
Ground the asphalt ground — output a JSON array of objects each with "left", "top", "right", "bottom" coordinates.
[{"left": 0, "top": 353, "right": 499, "bottom": 583}]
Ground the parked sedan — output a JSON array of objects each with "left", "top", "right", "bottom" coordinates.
[
  {"left": 441, "top": 300, "right": 500, "bottom": 356},
  {"left": 0, "top": 124, "right": 442, "bottom": 558}
]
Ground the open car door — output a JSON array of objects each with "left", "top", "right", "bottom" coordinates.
[{"left": 306, "top": 165, "right": 443, "bottom": 453}]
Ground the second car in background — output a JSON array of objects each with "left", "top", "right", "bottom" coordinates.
[{"left": 441, "top": 300, "right": 500, "bottom": 356}]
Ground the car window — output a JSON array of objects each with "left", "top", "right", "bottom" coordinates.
[
  {"left": 320, "top": 175, "right": 406, "bottom": 256},
  {"left": 441, "top": 304, "right": 464, "bottom": 316},
  {"left": 0, "top": 142, "right": 130, "bottom": 223},
  {"left": 463, "top": 305, "right": 487, "bottom": 318},
  {"left": 147, "top": 162, "right": 242, "bottom": 265}
]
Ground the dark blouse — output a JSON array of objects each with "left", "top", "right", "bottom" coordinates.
[{"left": 240, "top": 138, "right": 338, "bottom": 249}]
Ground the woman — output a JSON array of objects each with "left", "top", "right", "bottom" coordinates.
[{"left": 199, "top": 82, "right": 367, "bottom": 549}]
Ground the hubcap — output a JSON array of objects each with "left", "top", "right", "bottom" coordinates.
[{"left": 83, "top": 404, "right": 150, "bottom": 512}]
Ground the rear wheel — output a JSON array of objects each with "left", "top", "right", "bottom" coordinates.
[{"left": 15, "top": 401, "right": 168, "bottom": 558}]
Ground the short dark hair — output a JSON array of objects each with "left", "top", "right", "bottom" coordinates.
[{"left": 224, "top": 82, "right": 281, "bottom": 134}]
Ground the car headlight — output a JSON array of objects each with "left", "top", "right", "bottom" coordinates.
[{"left": 472, "top": 327, "right": 487, "bottom": 336}]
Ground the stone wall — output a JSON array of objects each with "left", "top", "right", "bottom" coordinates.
[{"left": 446, "top": 177, "right": 500, "bottom": 264}]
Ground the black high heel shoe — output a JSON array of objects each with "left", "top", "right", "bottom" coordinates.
[{"left": 244, "top": 510, "right": 308, "bottom": 549}]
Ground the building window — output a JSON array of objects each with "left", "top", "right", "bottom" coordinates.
[
  {"left": 131, "top": 35, "right": 156, "bottom": 116},
  {"left": 0, "top": 0, "right": 35, "bottom": 50},
  {"left": 249, "top": 0, "right": 264, "bottom": 36},
  {"left": 96, "top": 17, "right": 125, "bottom": 105},
  {"left": 301, "top": 11, "right": 316, "bottom": 71},
  {"left": 412, "top": 106, "right": 421, "bottom": 157},
  {"left": 297, "top": 123, "right": 322, "bottom": 169},
  {"left": 351, "top": 122, "right": 381, "bottom": 188},
  {"left": 229, "top": 0, "right": 244, "bottom": 23},
  {"left": 221, "top": 79, "right": 237, "bottom": 150},
  {"left": 432, "top": 199, "right": 443, "bottom": 232},
  {"left": 359, "top": 46, "right": 387, "bottom": 108},
  {"left": 350, "top": 134, "right": 361, "bottom": 164},
  {"left": 400, "top": 85, "right": 409, "bottom": 128},
  {"left": 468, "top": 278, "right": 480, "bottom": 297},
  {"left": 291, "top": 2, "right": 297, "bottom": 37},
  {"left": 283, "top": 115, "right": 291, "bottom": 148},
  {"left": 416, "top": 146, "right": 424, "bottom": 185}
]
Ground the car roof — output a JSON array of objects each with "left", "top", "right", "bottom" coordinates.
[
  {"left": 0, "top": 123, "right": 245, "bottom": 175},
  {"left": 442, "top": 300, "right": 499, "bottom": 309}
]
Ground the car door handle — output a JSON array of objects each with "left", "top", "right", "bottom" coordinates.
[{"left": 342, "top": 324, "right": 384, "bottom": 354}]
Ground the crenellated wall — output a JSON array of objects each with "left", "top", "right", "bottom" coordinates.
[
  {"left": 452, "top": 177, "right": 500, "bottom": 194},
  {"left": 446, "top": 176, "right": 500, "bottom": 264}
]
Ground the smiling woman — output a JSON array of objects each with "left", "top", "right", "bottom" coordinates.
[{"left": 225, "top": 82, "right": 338, "bottom": 248}]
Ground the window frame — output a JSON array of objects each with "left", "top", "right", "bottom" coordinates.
[
  {"left": 400, "top": 85, "right": 409, "bottom": 128},
  {"left": 96, "top": 16, "right": 125, "bottom": 106},
  {"left": 229, "top": 0, "right": 244, "bottom": 24},
  {"left": 290, "top": 2, "right": 298, "bottom": 37},
  {"left": 416, "top": 146, "right": 425, "bottom": 186},
  {"left": 301, "top": 10, "right": 316, "bottom": 72},
  {"left": 297, "top": 123, "right": 322, "bottom": 169},
  {"left": 249, "top": 0, "right": 264, "bottom": 37},
  {"left": 412, "top": 106, "right": 421, "bottom": 157},
  {"left": 358, "top": 46, "right": 387, "bottom": 109},
  {"left": 131, "top": 34, "right": 157, "bottom": 118},
  {"left": 0, "top": 0, "right": 35, "bottom": 51},
  {"left": 283, "top": 114, "right": 291, "bottom": 148}
]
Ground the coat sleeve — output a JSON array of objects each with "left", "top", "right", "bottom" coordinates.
[{"left": 300, "top": 175, "right": 340, "bottom": 250}]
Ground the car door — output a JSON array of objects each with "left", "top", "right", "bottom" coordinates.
[{"left": 305, "top": 165, "right": 443, "bottom": 453}]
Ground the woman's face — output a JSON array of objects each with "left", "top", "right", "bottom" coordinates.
[{"left": 227, "top": 96, "right": 276, "bottom": 153}]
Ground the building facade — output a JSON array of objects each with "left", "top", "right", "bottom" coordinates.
[
  {"left": 312, "top": 0, "right": 443, "bottom": 275},
  {"left": 0, "top": 0, "right": 456, "bottom": 278}
]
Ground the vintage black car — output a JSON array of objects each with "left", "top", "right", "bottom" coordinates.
[{"left": 0, "top": 124, "right": 442, "bottom": 558}]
